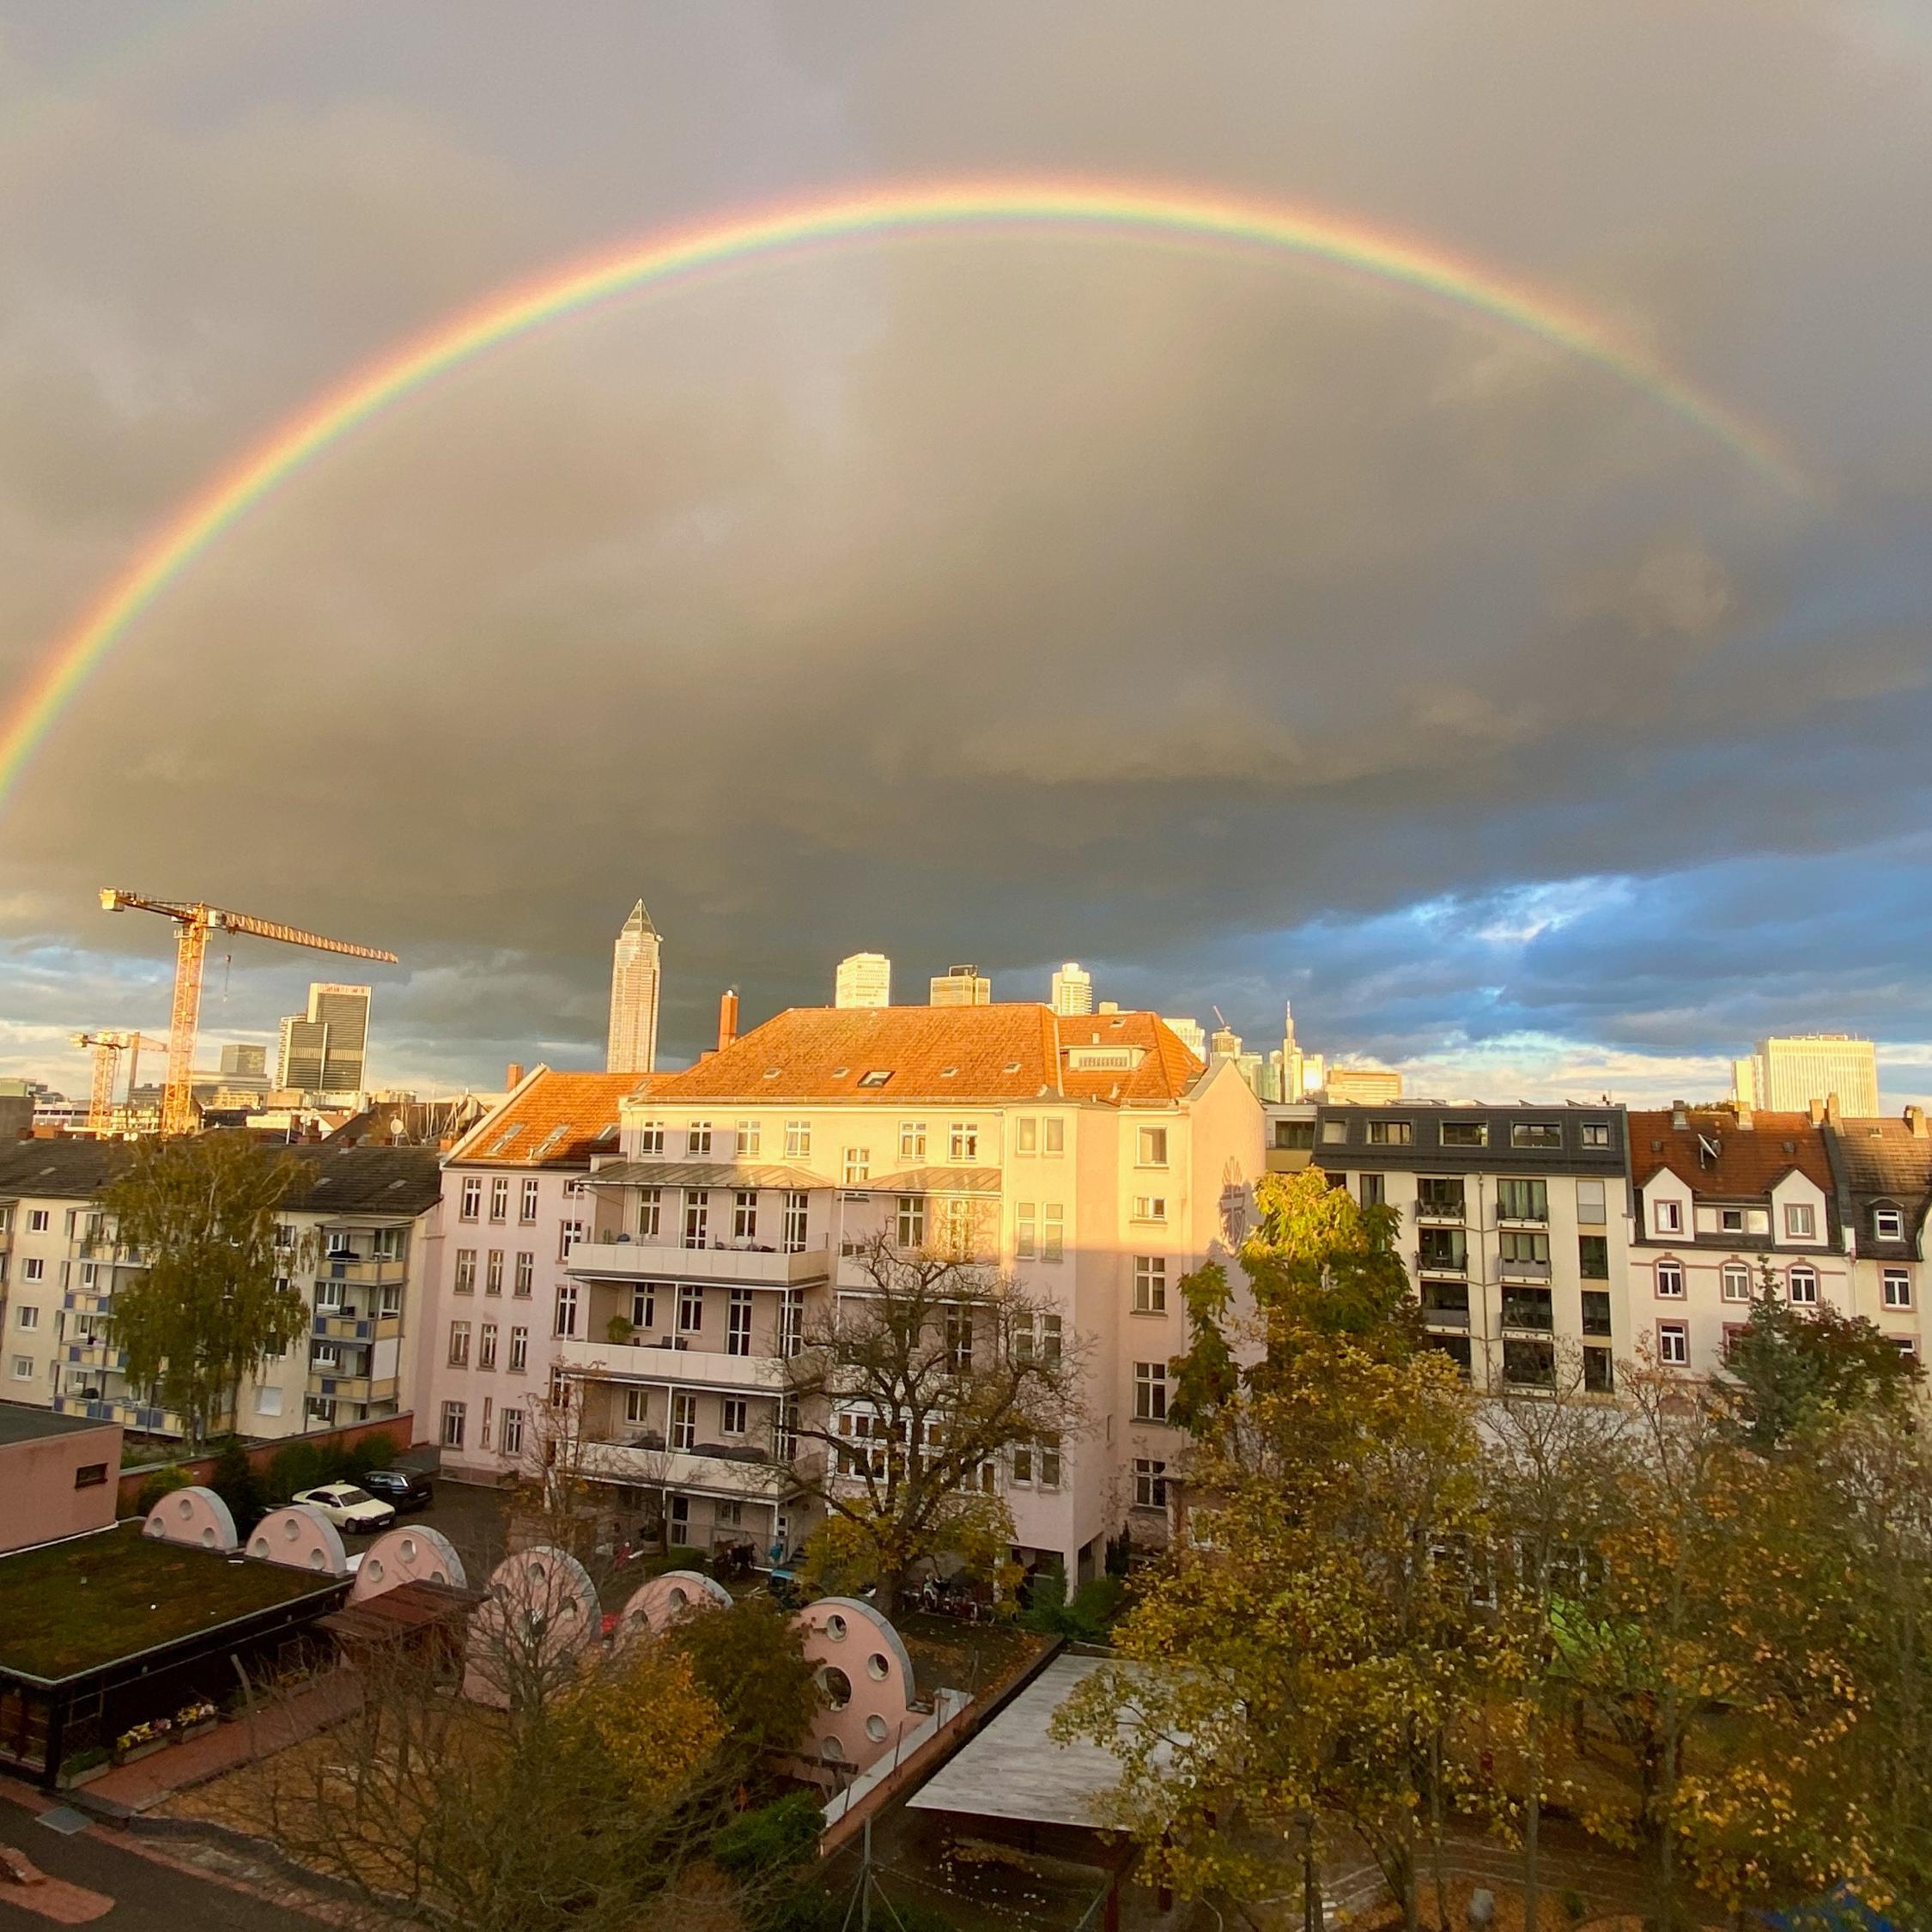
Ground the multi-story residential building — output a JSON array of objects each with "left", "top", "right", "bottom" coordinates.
[
  {"left": 0, "top": 1140, "right": 440, "bottom": 1439},
  {"left": 1626, "top": 1106, "right": 1849, "bottom": 1378},
  {"left": 928, "top": 964, "right": 992, "bottom": 1006},
  {"left": 1310, "top": 1102, "right": 1632, "bottom": 1395},
  {"left": 1736, "top": 1034, "right": 1880, "bottom": 1117},
  {"left": 606, "top": 901, "right": 663, "bottom": 1075},
  {"left": 422, "top": 1068, "right": 643, "bottom": 1480},
  {"left": 1050, "top": 963, "right": 1094, "bottom": 1017},
  {"left": 1822, "top": 1106, "right": 1929, "bottom": 1360},
  {"left": 834, "top": 952, "right": 892, "bottom": 1010},
  {"left": 548, "top": 1004, "right": 1260, "bottom": 1585}
]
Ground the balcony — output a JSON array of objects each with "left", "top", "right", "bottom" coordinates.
[
  {"left": 312, "top": 1309, "right": 403, "bottom": 1344},
  {"left": 1415, "top": 1255, "right": 1467, "bottom": 1282},
  {"left": 62, "top": 1341, "right": 127, "bottom": 1371},
  {"left": 52, "top": 1394, "right": 185, "bottom": 1436},
  {"left": 315, "top": 1255, "right": 407, "bottom": 1286},
  {"left": 557, "top": 1336, "right": 787, "bottom": 1392},
  {"left": 1501, "top": 1292, "right": 1555, "bottom": 1334},
  {"left": 1413, "top": 1203, "right": 1465, "bottom": 1226},
  {"left": 1420, "top": 1306, "right": 1470, "bottom": 1332},
  {"left": 62, "top": 1289, "right": 115, "bottom": 1317},
  {"left": 567, "top": 1239, "right": 831, "bottom": 1288},
  {"left": 580, "top": 1439, "right": 823, "bottom": 1498},
  {"left": 1498, "top": 1256, "right": 1553, "bottom": 1284},
  {"left": 306, "top": 1371, "right": 399, "bottom": 1405},
  {"left": 1494, "top": 1210, "right": 1549, "bottom": 1228}
]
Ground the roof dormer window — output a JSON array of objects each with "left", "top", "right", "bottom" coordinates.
[
  {"left": 1874, "top": 1205, "right": 1905, "bottom": 1242},
  {"left": 857, "top": 1070, "right": 893, "bottom": 1089}
]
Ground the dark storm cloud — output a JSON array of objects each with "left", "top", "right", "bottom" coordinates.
[{"left": 1, "top": 1, "right": 1930, "bottom": 1100}]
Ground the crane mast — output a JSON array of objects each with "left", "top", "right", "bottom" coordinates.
[
  {"left": 70, "top": 1030, "right": 154, "bottom": 1135},
  {"left": 99, "top": 891, "right": 398, "bottom": 1137}
]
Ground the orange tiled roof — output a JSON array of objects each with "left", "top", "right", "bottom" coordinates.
[
  {"left": 645, "top": 1005, "right": 1204, "bottom": 1108},
  {"left": 455, "top": 1070, "right": 648, "bottom": 1166},
  {"left": 1626, "top": 1108, "right": 1832, "bottom": 1198}
]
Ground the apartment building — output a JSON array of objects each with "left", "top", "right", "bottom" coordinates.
[
  {"left": 0, "top": 1140, "right": 441, "bottom": 1439},
  {"left": 1823, "top": 1107, "right": 1929, "bottom": 1358},
  {"left": 1626, "top": 1106, "right": 1850, "bottom": 1377},
  {"left": 422, "top": 1069, "right": 643, "bottom": 1479},
  {"left": 1309, "top": 1103, "right": 1632, "bottom": 1394},
  {"left": 551, "top": 1004, "right": 1261, "bottom": 1584}
]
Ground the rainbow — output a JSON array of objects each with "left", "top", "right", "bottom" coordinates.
[{"left": 0, "top": 178, "right": 1808, "bottom": 814}]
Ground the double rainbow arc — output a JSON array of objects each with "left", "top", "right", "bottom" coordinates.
[{"left": 0, "top": 178, "right": 1807, "bottom": 815}]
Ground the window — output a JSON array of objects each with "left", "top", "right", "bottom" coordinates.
[
  {"left": 671, "top": 1392, "right": 696, "bottom": 1452},
  {"left": 733, "top": 1192, "right": 759, "bottom": 1241},
  {"left": 1656, "top": 1261, "right": 1685, "bottom": 1298},
  {"left": 629, "top": 1285, "right": 655, "bottom": 1329},
  {"left": 1719, "top": 1208, "right": 1744, "bottom": 1234},
  {"left": 1044, "top": 1118, "right": 1065, "bottom": 1155},
  {"left": 1042, "top": 1204, "right": 1064, "bottom": 1261},
  {"left": 1722, "top": 1262, "right": 1752, "bottom": 1302},
  {"left": 1512, "top": 1122, "right": 1563, "bottom": 1148},
  {"left": 1133, "top": 1361, "right": 1169, "bottom": 1422},
  {"left": 1014, "top": 1202, "right": 1036, "bottom": 1260},
  {"left": 1884, "top": 1268, "right": 1912, "bottom": 1309},
  {"left": 1132, "top": 1195, "right": 1167, "bottom": 1224},
  {"left": 735, "top": 1120, "right": 761, "bottom": 1157},
  {"left": 678, "top": 1283, "right": 704, "bottom": 1333},
  {"left": 1874, "top": 1206, "right": 1905, "bottom": 1242},
  {"left": 723, "top": 1396, "right": 749, "bottom": 1435},
  {"left": 1579, "top": 1235, "right": 1610, "bottom": 1280},
  {"left": 842, "top": 1147, "right": 870, "bottom": 1186},
  {"left": 1501, "top": 1230, "right": 1550, "bottom": 1267},
  {"left": 1416, "top": 1176, "right": 1464, "bottom": 1218},
  {"left": 624, "top": 1385, "right": 652, "bottom": 1425},
  {"left": 440, "top": 1400, "right": 466, "bottom": 1448},
  {"left": 896, "top": 1195, "right": 927, "bottom": 1250},
  {"left": 1133, "top": 1255, "right": 1167, "bottom": 1314},
  {"left": 453, "top": 1249, "right": 476, "bottom": 1295},
  {"left": 1583, "top": 1346, "right": 1615, "bottom": 1394},
  {"left": 513, "top": 1251, "right": 533, "bottom": 1297},
  {"left": 1274, "top": 1119, "right": 1316, "bottom": 1151},
  {"left": 1784, "top": 1203, "right": 1814, "bottom": 1238},
  {"left": 1503, "top": 1340, "right": 1556, "bottom": 1388},
  {"left": 459, "top": 1179, "right": 481, "bottom": 1221},
  {"left": 21, "top": 1260, "right": 43, "bottom": 1285},
  {"left": 785, "top": 1121, "right": 811, "bottom": 1160},
  {"left": 945, "top": 1309, "right": 975, "bottom": 1373},
  {"left": 1576, "top": 1179, "right": 1607, "bottom": 1227},
  {"left": 1358, "top": 1172, "right": 1385, "bottom": 1208},
  {"left": 1788, "top": 1265, "right": 1819, "bottom": 1305},
  {"left": 255, "top": 1388, "right": 284, "bottom": 1419},
  {"left": 783, "top": 1193, "right": 808, "bottom": 1254},
  {"left": 635, "top": 1188, "right": 661, "bottom": 1238},
  {"left": 780, "top": 1288, "right": 804, "bottom": 1358},
  {"left": 1581, "top": 1121, "right": 1613, "bottom": 1149},
  {"left": 898, "top": 1121, "right": 927, "bottom": 1162},
  {"left": 478, "top": 1323, "right": 499, "bottom": 1370},
  {"left": 727, "top": 1288, "right": 752, "bottom": 1357},
  {"left": 485, "top": 1250, "right": 504, "bottom": 1296},
  {"left": 687, "top": 1121, "right": 713, "bottom": 1156},
  {"left": 489, "top": 1177, "right": 508, "bottom": 1223},
  {"left": 1653, "top": 1198, "right": 1683, "bottom": 1235},
  {"left": 519, "top": 1177, "right": 539, "bottom": 1223},
  {"left": 949, "top": 1121, "right": 979, "bottom": 1162},
  {"left": 683, "top": 1190, "right": 709, "bottom": 1249},
  {"left": 638, "top": 1120, "right": 665, "bottom": 1155},
  {"left": 1137, "top": 1126, "right": 1170, "bottom": 1167},
  {"left": 1011, "top": 1438, "right": 1033, "bottom": 1485},
  {"left": 1133, "top": 1459, "right": 1168, "bottom": 1510},
  {"left": 557, "top": 1220, "right": 582, "bottom": 1261},
  {"left": 1441, "top": 1121, "right": 1487, "bottom": 1148},
  {"left": 1017, "top": 1312, "right": 1063, "bottom": 1364},
  {"left": 1657, "top": 1321, "right": 1689, "bottom": 1366},
  {"left": 857, "top": 1070, "right": 892, "bottom": 1090},
  {"left": 10, "top": 1357, "right": 30, "bottom": 1380},
  {"left": 1321, "top": 1119, "right": 1349, "bottom": 1145},
  {"left": 499, "top": 1408, "right": 524, "bottom": 1455},
  {"left": 1496, "top": 1178, "right": 1548, "bottom": 1222},
  {"left": 1366, "top": 1120, "right": 1412, "bottom": 1147},
  {"left": 1418, "top": 1226, "right": 1467, "bottom": 1273},
  {"left": 1038, "top": 1433, "right": 1062, "bottom": 1486},
  {"left": 1582, "top": 1289, "right": 1613, "bottom": 1337},
  {"left": 1017, "top": 1119, "right": 1037, "bottom": 1155},
  {"left": 27, "top": 1208, "right": 50, "bottom": 1233},
  {"left": 509, "top": 1326, "right": 529, "bottom": 1371},
  {"left": 554, "top": 1282, "right": 578, "bottom": 1337}
]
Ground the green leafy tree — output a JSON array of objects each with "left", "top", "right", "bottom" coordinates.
[
  {"left": 661, "top": 1595, "right": 818, "bottom": 1777},
  {"left": 1718, "top": 1267, "right": 1920, "bottom": 1448},
  {"left": 102, "top": 1135, "right": 312, "bottom": 1448}
]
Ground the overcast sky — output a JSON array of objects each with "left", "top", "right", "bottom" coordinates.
[{"left": 3, "top": 1, "right": 1930, "bottom": 1105}]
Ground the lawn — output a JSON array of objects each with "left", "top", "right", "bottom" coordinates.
[{"left": 0, "top": 1522, "right": 342, "bottom": 1683}]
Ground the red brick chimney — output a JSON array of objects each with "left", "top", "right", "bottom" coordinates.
[
  {"left": 506, "top": 1062, "right": 525, "bottom": 1089},
  {"left": 718, "top": 989, "right": 740, "bottom": 1054}
]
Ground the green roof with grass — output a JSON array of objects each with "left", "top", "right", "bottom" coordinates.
[{"left": 0, "top": 1522, "right": 344, "bottom": 1685}]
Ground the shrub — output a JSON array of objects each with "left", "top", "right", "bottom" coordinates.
[
  {"left": 1022, "top": 1570, "right": 1125, "bottom": 1643},
  {"left": 134, "top": 1467, "right": 191, "bottom": 1515},
  {"left": 710, "top": 1792, "right": 823, "bottom": 1880},
  {"left": 210, "top": 1442, "right": 265, "bottom": 1534},
  {"left": 1561, "top": 1889, "right": 1587, "bottom": 1923},
  {"left": 665, "top": 1598, "right": 817, "bottom": 1773},
  {"left": 265, "top": 1439, "right": 334, "bottom": 1504}
]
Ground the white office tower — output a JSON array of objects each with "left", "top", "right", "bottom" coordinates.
[
  {"left": 930, "top": 964, "right": 992, "bottom": 1006},
  {"left": 835, "top": 952, "right": 892, "bottom": 1009},
  {"left": 1050, "top": 963, "right": 1094, "bottom": 1017},
  {"left": 1163, "top": 1016, "right": 1207, "bottom": 1060},
  {"left": 1750, "top": 1035, "right": 1880, "bottom": 1115},
  {"left": 606, "top": 901, "right": 662, "bottom": 1075}
]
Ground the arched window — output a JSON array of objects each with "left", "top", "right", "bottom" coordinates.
[
  {"left": 1655, "top": 1260, "right": 1685, "bottom": 1298},
  {"left": 1787, "top": 1264, "right": 1819, "bottom": 1305},
  {"left": 1721, "top": 1262, "right": 1751, "bottom": 1302}
]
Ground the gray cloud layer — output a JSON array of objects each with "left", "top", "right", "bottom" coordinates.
[{"left": 2, "top": 1, "right": 1930, "bottom": 1097}]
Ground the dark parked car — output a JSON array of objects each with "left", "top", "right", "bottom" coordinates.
[{"left": 359, "top": 1467, "right": 434, "bottom": 1512}]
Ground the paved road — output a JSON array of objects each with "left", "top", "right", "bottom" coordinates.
[{"left": 0, "top": 1794, "right": 320, "bottom": 1931}]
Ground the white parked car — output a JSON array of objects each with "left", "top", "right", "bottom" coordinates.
[{"left": 292, "top": 1483, "right": 397, "bottom": 1534}]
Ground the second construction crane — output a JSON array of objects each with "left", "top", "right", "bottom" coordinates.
[
  {"left": 100, "top": 891, "right": 398, "bottom": 1136},
  {"left": 70, "top": 1030, "right": 156, "bottom": 1136}
]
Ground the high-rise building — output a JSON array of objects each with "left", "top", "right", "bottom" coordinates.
[
  {"left": 276, "top": 985, "right": 371, "bottom": 1095},
  {"left": 929, "top": 963, "right": 991, "bottom": 1006},
  {"left": 1050, "top": 963, "right": 1094, "bottom": 1017},
  {"left": 1209, "top": 1023, "right": 1242, "bottom": 1061},
  {"left": 1163, "top": 1016, "right": 1207, "bottom": 1060},
  {"left": 835, "top": 952, "right": 892, "bottom": 1009},
  {"left": 1327, "top": 1065, "right": 1403, "bottom": 1104},
  {"left": 220, "top": 1043, "right": 267, "bottom": 1080},
  {"left": 1281, "top": 1002, "right": 1309, "bottom": 1103},
  {"left": 1745, "top": 1035, "right": 1880, "bottom": 1116},
  {"left": 606, "top": 901, "right": 662, "bottom": 1075}
]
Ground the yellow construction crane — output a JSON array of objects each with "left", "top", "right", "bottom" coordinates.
[
  {"left": 70, "top": 1030, "right": 155, "bottom": 1136},
  {"left": 100, "top": 891, "right": 398, "bottom": 1137}
]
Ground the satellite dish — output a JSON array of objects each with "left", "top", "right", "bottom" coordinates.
[{"left": 390, "top": 1117, "right": 405, "bottom": 1135}]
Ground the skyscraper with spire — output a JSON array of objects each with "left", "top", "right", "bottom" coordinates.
[{"left": 606, "top": 901, "right": 662, "bottom": 1074}]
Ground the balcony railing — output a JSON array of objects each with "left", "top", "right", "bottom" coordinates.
[
  {"left": 579, "top": 1439, "right": 823, "bottom": 1498},
  {"left": 1498, "top": 1256, "right": 1553, "bottom": 1283},
  {"left": 306, "top": 1371, "right": 399, "bottom": 1405},
  {"left": 568, "top": 1239, "right": 831, "bottom": 1287},
  {"left": 315, "top": 1255, "right": 407, "bottom": 1285},
  {"left": 557, "top": 1336, "right": 787, "bottom": 1392},
  {"left": 1413, "top": 1203, "right": 1465, "bottom": 1225},
  {"left": 62, "top": 1289, "right": 115, "bottom": 1316},
  {"left": 1420, "top": 1307, "right": 1470, "bottom": 1332},
  {"left": 1415, "top": 1253, "right": 1467, "bottom": 1280},
  {"left": 312, "top": 1309, "right": 403, "bottom": 1344},
  {"left": 52, "top": 1393, "right": 185, "bottom": 1436},
  {"left": 1501, "top": 1297, "right": 1555, "bottom": 1333},
  {"left": 62, "top": 1341, "right": 127, "bottom": 1371}
]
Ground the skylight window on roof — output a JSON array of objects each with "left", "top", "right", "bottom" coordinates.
[
  {"left": 486, "top": 1126, "right": 523, "bottom": 1156},
  {"left": 857, "top": 1070, "right": 893, "bottom": 1089},
  {"left": 832, "top": 1067, "right": 849, "bottom": 1078},
  {"left": 1003, "top": 1062, "right": 1022, "bottom": 1074},
  {"left": 532, "top": 1125, "right": 571, "bottom": 1158},
  {"left": 763, "top": 1068, "right": 781, "bottom": 1079},
  {"left": 941, "top": 1066, "right": 959, "bottom": 1078}
]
